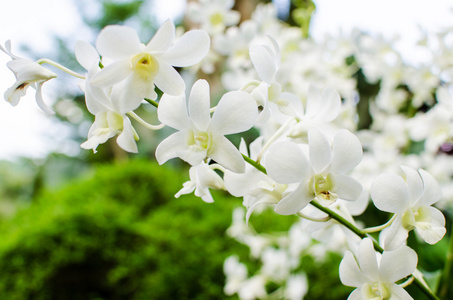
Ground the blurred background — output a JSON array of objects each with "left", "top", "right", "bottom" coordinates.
[{"left": 0, "top": 0, "right": 452, "bottom": 299}]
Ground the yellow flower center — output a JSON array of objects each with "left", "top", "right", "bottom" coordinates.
[
  {"left": 362, "top": 281, "right": 391, "bottom": 300},
  {"left": 189, "top": 131, "right": 213, "bottom": 153},
  {"left": 132, "top": 53, "right": 159, "bottom": 81},
  {"left": 210, "top": 12, "right": 224, "bottom": 26},
  {"left": 309, "top": 173, "right": 337, "bottom": 204}
]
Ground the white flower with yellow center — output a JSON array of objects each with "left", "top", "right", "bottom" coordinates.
[
  {"left": 370, "top": 166, "right": 446, "bottom": 250},
  {"left": 186, "top": 0, "right": 240, "bottom": 35},
  {"left": 76, "top": 40, "right": 139, "bottom": 153},
  {"left": 91, "top": 19, "right": 210, "bottom": 111},
  {"left": 265, "top": 128, "right": 363, "bottom": 215},
  {"left": 340, "top": 238, "right": 417, "bottom": 300},
  {"left": 155, "top": 79, "right": 258, "bottom": 173}
]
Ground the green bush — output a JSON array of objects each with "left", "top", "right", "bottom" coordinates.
[{"left": 0, "top": 159, "right": 247, "bottom": 300}]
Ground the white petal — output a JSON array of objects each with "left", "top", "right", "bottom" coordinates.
[
  {"left": 209, "top": 91, "right": 258, "bottom": 135},
  {"left": 308, "top": 128, "right": 331, "bottom": 174},
  {"left": 400, "top": 166, "right": 424, "bottom": 204},
  {"left": 90, "top": 59, "right": 131, "bottom": 87},
  {"left": 357, "top": 238, "right": 379, "bottom": 281},
  {"left": 332, "top": 174, "right": 363, "bottom": 201},
  {"left": 415, "top": 206, "right": 446, "bottom": 244},
  {"left": 209, "top": 135, "right": 245, "bottom": 173},
  {"left": 417, "top": 169, "right": 442, "bottom": 206},
  {"left": 145, "top": 19, "right": 175, "bottom": 52},
  {"left": 155, "top": 130, "right": 190, "bottom": 165},
  {"left": 249, "top": 44, "right": 276, "bottom": 83},
  {"left": 330, "top": 129, "right": 363, "bottom": 174},
  {"left": 161, "top": 30, "right": 210, "bottom": 67},
  {"left": 317, "top": 87, "right": 341, "bottom": 122},
  {"left": 381, "top": 217, "right": 409, "bottom": 251},
  {"left": 75, "top": 40, "right": 100, "bottom": 71},
  {"left": 96, "top": 25, "right": 142, "bottom": 59},
  {"left": 274, "top": 183, "right": 313, "bottom": 215},
  {"left": 380, "top": 245, "right": 417, "bottom": 282},
  {"left": 224, "top": 169, "right": 266, "bottom": 197},
  {"left": 35, "top": 82, "right": 54, "bottom": 114},
  {"left": 388, "top": 284, "right": 414, "bottom": 300},
  {"left": 188, "top": 79, "right": 211, "bottom": 131},
  {"left": 157, "top": 93, "right": 191, "bottom": 130},
  {"left": 153, "top": 62, "right": 185, "bottom": 96},
  {"left": 116, "top": 116, "right": 138, "bottom": 153},
  {"left": 339, "top": 251, "right": 364, "bottom": 287},
  {"left": 347, "top": 289, "right": 363, "bottom": 300},
  {"left": 305, "top": 85, "right": 322, "bottom": 119},
  {"left": 266, "top": 141, "right": 311, "bottom": 184},
  {"left": 370, "top": 174, "right": 409, "bottom": 213}
]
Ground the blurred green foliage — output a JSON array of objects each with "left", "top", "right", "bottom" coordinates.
[{"left": 0, "top": 159, "right": 249, "bottom": 299}]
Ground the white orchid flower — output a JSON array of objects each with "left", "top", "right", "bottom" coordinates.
[
  {"left": 187, "top": 0, "right": 240, "bottom": 35},
  {"left": 266, "top": 128, "right": 363, "bottom": 215},
  {"left": 224, "top": 137, "right": 286, "bottom": 223},
  {"left": 175, "top": 161, "right": 225, "bottom": 203},
  {"left": 91, "top": 19, "right": 210, "bottom": 111},
  {"left": 76, "top": 40, "right": 139, "bottom": 153},
  {"left": 155, "top": 79, "right": 258, "bottom": 173},
  {"left": 370, "top": 166, "right": 446, "bottom": 250},
  {"left": 1, "top": 40, "right": 57, "bottom": 114},
  {"left": 340, "top": 238, "right": 417, "bottom": 300}
]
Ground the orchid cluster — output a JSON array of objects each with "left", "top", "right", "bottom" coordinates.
[{"left": 2, "top": 1, "right": 452, "bottom": 299}]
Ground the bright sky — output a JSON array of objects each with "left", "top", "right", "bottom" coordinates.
[{"left": 0, "top": 0, "right": 452, "bottom": 160}]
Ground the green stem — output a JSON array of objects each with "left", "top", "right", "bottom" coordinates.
[
  {"left": 242, "top": 154, "right": 267, "bottom": 174},
  {"left": 438, "top": 221, "right": 453, "bottom": 298},
  {"left": 36, "top": 58, "right": 85, "bottom": 79},
  {"left": 144, "top": 98, "right": 159, "bottom": 108}
]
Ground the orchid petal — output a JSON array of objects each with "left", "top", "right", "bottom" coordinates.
[
  {"left": 188, "top": 79, "right": 211, "bottom": 131},
  {"left": 153, "top": 62, "right": 185, "bottom": 96},
  {"left": 417, "top": 169, "right": 442, "bottom": 206},
  {"left": 161, "top": 30, "right": 210, "bottom": 67},
  {"left": 370, "top": 174, "right": 409, "bottom": 213},
  {"left": 210, "top": 91, "right": 258, "bottom": 135},
  {"left": 308, "top": 128, "right": 331, "bottom": 173},
  {"left": 35, "top": 83, "right": 54, "bottom": 114},
  {"left": 400, "top": 166, "right": 424, "bottom": 204},
  {"left": 381, "top": 217, "right": 409, "bottom": 251},
  {"left": 339, "top": 251, "right": 364, "bottom": 287},
  {"left": 116, "top": 116, "right": 138, "bottom": 153},
  {"left": 380, "top": 245, "right": 417, "bottom": 282},
  {"left": 274, "top": 183, "right": 313, "bottom": 215},
  {"left": 331, "top": 129, "right": 363, "bottom": 174},
  {"left": 145, "top": 19, "right": 175, "bottom": 52},
  {"left": 155, "top": 130, "right": 190, "bottom": 165},
  {"left": 96, "top": 25, "right": 143, "bottom": 59},
  {"left": 249, "top": 44, "right": 276, "bottom": 84},
  {"left": 90, "top": 59, "right": 131, "bottom": 87},
  {"left": 357, "top": 238, "right": 379, "bottom": 281},
  {"left": 415, "top": 206, "right": 446, "bottom": 244},
  {"left": 266, "top": 142, "right": 311, "bottom": 184},
  {"left": 75, "top": 40, "right": 100, "bottom": 71},
  {"left": 332, "top": 174, "right": 362, "bottom": 201},
  {"left": 209, "top": 135, "right": 245, "bottom": 173},
  {"left": 157, "top": 93, "right": 191, "bottom": 130}
]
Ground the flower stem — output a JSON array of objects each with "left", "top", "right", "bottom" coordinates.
[
  {"left": 144, "top": 98, "right": 159, "bottom": 108},
  {"left": 241, "top": 154, "right": 267, "bottom": 174},
  {"left": 362, "top": 214, "right": 397, "bottom": 233},
  {"left": 127, "top": 111, "right": 165, "bottom": 130},
  {"left": 36, "top": 58, "right": 86, "bottom": 79},
  {"left": 437, "top": 220, "right": 453, "bottom": 298},
  {"left": 255, "top": 117, "right": 295, "bottom": 163},
  {"left": 297, "top": 211, "right": 331, "bottom": 222}
]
